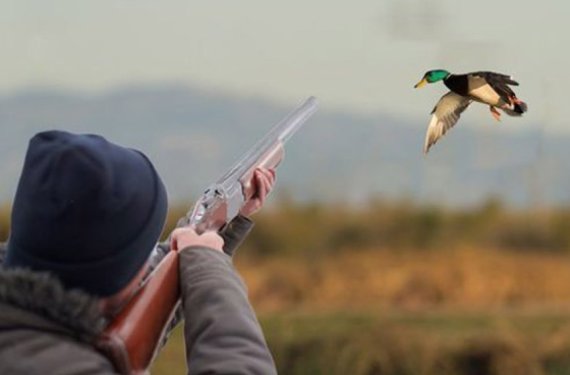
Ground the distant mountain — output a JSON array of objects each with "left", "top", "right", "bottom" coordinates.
[{"left": 0, "top": 85, "right": 567, "bottom": 207}]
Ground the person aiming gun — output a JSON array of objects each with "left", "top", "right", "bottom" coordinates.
[{"left": 0, "top": 97, "right": 318, "bottom": 375}]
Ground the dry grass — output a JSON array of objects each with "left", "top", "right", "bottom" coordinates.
[{"left": 236, "top": 246, "right": 570, "bottom": 312}]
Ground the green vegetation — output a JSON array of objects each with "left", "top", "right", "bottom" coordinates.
[
  {"left": 153, "top": 310, "right": 570, "bottom": 375},
  {"left": 222, "top": 199, "right": 570, "bottom": 257}
]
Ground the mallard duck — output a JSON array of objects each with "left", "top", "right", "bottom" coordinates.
[{"left": 414, "top": 69, "right": 528, "bottom": 153}]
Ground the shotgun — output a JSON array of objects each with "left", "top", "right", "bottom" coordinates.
[{"left": 96, "top": 96, "right": 319, "bottom": 374}]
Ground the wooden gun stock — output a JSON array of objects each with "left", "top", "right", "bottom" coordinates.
[{"left": 96, "top": 251, "right": 180, "bottom": 375}]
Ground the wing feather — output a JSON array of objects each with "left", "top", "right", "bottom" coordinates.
[
  {"left": 469, "top": 71, "right": 518, "bottom": 104},
  {"left": 471, "top": 71, "right": 519, "bottom": 86},
  {"left": 424, "top": 91, "right": 472, "bottom": 153}
]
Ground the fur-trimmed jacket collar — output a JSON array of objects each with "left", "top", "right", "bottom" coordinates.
[{"left": 0, "top": 267, "right": 106, "bottom": 341}]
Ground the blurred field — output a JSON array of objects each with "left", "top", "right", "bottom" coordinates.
[
  {"left": 152, "top": 200, "right": 570, "bottom": 374},
  {"left": 154, "top": 310, "right": 570, "bottom": 375},
  {"left": 238, "top": 247, "right": 570, "bottom": 311},
  {"left": 152, "top": 245, "right": 570, "bottom": 374},
  {"left": 2, "top": 199, "right": 570, "bottom": 374}
]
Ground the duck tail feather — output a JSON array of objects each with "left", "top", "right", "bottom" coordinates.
[{"left": 514, "top": 100, "right": 528, "bottom": 114}]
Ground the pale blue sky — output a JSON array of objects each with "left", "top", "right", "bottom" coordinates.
[{"left": 2, "top": 0, "right": 569, "bottom": 132}]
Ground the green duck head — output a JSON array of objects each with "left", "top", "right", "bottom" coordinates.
[{"left": 414, "top": 69, "right": 451, "bottom": 88}]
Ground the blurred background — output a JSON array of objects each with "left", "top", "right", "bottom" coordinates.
[{"left": 1, "top": 1, "right": 570, "bottom": 374}]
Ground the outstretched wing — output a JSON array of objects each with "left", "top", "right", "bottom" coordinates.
[
  {"left": 471, "top": 71, "right": 519, "bottom": 86},
  {"left": 469, "top": 71, "right": 518, "bottom": 104},
  {"left": 424, "top": 91, "right": 472, "bottom": 153}
]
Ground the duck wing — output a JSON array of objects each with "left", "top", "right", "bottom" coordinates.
[
  {"left": 424, "top": 91, "right": 472, "bottom": 153},
  {"left": 468, "top": 71, "right": 519, "bottom": 104}
]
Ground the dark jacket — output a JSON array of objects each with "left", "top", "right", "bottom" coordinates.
[{"left": 0, "top": 217, "right": 276, "bottom": 374}]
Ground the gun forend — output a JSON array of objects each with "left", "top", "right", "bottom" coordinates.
[{"left": 189, "top": 96, "right": 318, "bottom": 234}]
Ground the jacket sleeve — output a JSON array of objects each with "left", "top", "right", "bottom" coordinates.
[
  {"left": 178, "top": 247, "right": 277, "bottom": 375},
  {"left": 219, "top": 215, "right": 254, "bottom": 256},
  {"left": 149, "top": 215, "right": 256, "bottom": 344}
]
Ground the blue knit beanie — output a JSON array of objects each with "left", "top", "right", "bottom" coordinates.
[{"left": 5, "top": 130, "right": 168, "bottom": 297}]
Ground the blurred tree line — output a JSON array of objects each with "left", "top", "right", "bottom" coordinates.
[
  {"left": 165, "top": 197, "right": 570, "bottom": 256},
  {"left": 2, "top": 198, "right": 570, "bottom": 253}
]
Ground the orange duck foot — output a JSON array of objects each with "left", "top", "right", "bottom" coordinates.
[{"left": 490, "top": 106, "right": 501, "bottom": 122}]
